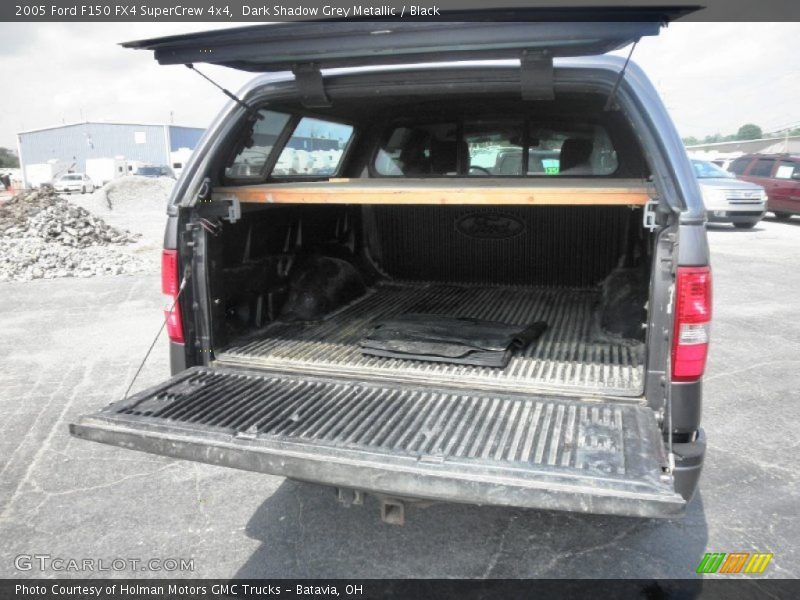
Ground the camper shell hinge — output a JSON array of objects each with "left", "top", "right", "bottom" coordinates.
[
  {"left": 520, "top": 50, "right": 554, "bottom": 101},
  {"left": 293, "top": 63, "right": 332, "bottom": 108}
]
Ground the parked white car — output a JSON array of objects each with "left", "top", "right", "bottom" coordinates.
[{"left": 53, "top": 173, "right": 95, "bottom": 194}]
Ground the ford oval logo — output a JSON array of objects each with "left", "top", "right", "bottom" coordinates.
[{"left": 455, "top": 212, "right": 526, "bottom": 240}]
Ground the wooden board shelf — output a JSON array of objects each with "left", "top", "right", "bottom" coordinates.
[{"left": 212, "top": 178, "right": 652, "bottom": 206}]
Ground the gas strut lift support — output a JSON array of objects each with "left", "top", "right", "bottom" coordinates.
[{"left": 185, "top": 63, "right": 263, "bottom": 122}]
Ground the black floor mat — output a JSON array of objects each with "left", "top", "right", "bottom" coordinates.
[{"left": 360, "top": 314, "right": 547, "bottom": 368}]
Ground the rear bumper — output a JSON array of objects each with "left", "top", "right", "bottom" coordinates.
[{"left": 672, "top": 428, "right": 706, "bottom": 502}]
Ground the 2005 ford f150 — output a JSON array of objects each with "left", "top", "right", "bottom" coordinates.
[{"left": 71, "top": 11, "right": 711, "bottom": 521}]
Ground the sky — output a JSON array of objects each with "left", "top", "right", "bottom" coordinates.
[{"left": 0, "top": 21, "right": 798, "bottom": 150}]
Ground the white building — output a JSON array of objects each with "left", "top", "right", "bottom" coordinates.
[{"left": 17, "top": 121, "right": 205, "bottom": 187}]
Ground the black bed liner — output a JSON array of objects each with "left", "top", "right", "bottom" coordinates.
[
  {"left": 217, "top": 282, "right": 645, "bottom": 397},
  {"left": 71, "top": 365, "right": 684, "bottom": 517}
]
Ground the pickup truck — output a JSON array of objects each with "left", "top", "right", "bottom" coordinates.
[{"left": 71, "top": 12, "right": 710, "bottom": 522}]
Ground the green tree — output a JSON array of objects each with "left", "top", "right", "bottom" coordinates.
[
  {"left": 0, "top": 147, "right": 19, "bottom": 168},
  {"left": 682, "top": 136, "right": 699, "bottom": 146},
  {"left": 736, "top": 123, "right": 762, "bottom": 140}
]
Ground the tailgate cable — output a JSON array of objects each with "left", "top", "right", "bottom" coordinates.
[{"left": 121, "top": 269, "right": 190, "bottom": 401}]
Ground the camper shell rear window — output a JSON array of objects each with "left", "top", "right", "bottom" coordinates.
[{"left": 224, "top": 110, "right": 354, "bottom": 181}]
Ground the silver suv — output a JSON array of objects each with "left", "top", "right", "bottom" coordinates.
[{"left": 691, "top": 159, "right": 766, "bottom": 228}]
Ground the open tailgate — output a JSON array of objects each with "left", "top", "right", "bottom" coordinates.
[
  {"left": 71, "top": 366, "right": 685, "bottom": 517},
  {"left": 121, "top": 7, "right": 693, "bottom": 72}
]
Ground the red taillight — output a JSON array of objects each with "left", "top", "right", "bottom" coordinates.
[
  {"left": 161, "top": 249, "right": 184, "bottom": 343},
  {"left": 671, "top": 266, "right": 712, "bottom": 382}
]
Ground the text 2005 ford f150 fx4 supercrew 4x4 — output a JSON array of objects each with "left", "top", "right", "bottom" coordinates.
[{"left": 71, "top": 12, "right": 711, "bottom": 522}]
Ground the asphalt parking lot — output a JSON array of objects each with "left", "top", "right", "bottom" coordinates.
[{"left": 0, "top": 217, "right": 798, "bottom": 579}]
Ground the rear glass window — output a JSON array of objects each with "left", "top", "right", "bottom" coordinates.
[
  {"left": 775, "top": 160, "right": 800, "bottom": 179},
  {"left": 749, "top": 159, "right": 776, "bottom": 178},
  {"left": 728, "top": 157, "right": 751, "bottom": 175},
  {"left": 225, "top": 110, "right": 292, "bottom": 179},
  {"left": 272, "top": 117, "right": 354, "bottom": 177},
  {"left": 374, "top": 121, "right": 618, "bottom": 177}
]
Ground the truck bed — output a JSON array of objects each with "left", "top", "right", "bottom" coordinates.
[{"left": 216, "top": 281, "right": 645, "bottom": 398}]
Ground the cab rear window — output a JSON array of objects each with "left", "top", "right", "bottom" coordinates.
[{"left": 374, "top": 121, "right": 618, "bottom": 177}]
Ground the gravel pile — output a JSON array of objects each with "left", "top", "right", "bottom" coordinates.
[
  {"left": 71, "top": 176, "right": 174, "bottom": 245},
  {"left": 101, "top": 175, "right": 174, "bottom": 210},
  {"left": 0, "top": 188, "right": 149, "bottom": 282},
  {"left": 1, "top": 188, "right": 140, "bottom": 246}
]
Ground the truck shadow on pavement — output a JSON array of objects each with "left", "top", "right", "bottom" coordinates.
[
  {"left": 233, "top": 479, "right": 709, "bottom": 580},
  {"left": 707, "top": 217, "right": 800, "bottom": 232},
  {"left": 705, "top": 224, "right": 767, "bottom": 233},
  {"left": 762, "top": 216, "right": 800, "bottom": 227}
]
